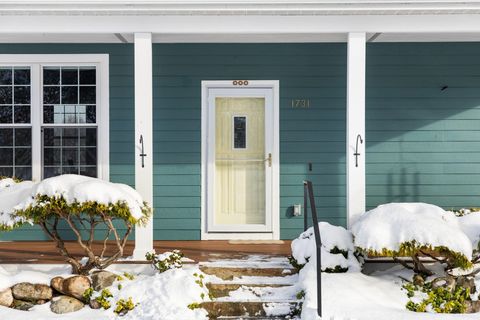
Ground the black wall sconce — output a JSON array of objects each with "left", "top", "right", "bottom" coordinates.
[{"left": 354, "top": 134, "right": 363, "bottom": 167}]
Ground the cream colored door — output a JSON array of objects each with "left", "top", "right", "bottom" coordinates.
[{"left": 207, "top": 88, "right": 273, "bottom": 232}]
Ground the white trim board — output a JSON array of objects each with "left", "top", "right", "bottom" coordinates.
[
  {"left": 0, "top": 54, "right": 110, "bottom": 182},
  {"left": 201, "top": 80, "right": 280, "bottom": 241}
]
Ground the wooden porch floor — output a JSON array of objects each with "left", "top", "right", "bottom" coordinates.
[{"left": 0, "top": 240, "right": 292, "bottom": 264}]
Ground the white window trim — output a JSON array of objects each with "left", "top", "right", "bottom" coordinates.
[{"left": 0, "top": 54, "right": 110, "bottom": 182}]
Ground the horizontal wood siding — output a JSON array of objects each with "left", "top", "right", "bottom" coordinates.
[
  {"left": 0, "top": 44, "right": 135, "bottom": 241},
  {"left": 152, "top": 44, "right": 347, "bottom": 240},
  {"left": 366, "top": 43, "right": 480, "bottom": 210}
]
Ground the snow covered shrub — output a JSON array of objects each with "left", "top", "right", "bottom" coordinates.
[
  {"left": 11, "top": 175, "right": 152, "bottom": 275},
  {"left": 146, "top": 250, "right": 185, "bottom": 273},
  {"left": 291, "top": 222, "right": 361, "bottom": 272},
  {"left": 0, "top": 177, "right": 34, "bottom": 231},
  {"left": 352, "top": 203, "right": 473, "bottom": 276}
]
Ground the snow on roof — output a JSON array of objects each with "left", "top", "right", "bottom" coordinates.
[{"left": 351, "top": 202, "right": 473, "bottom": 259}]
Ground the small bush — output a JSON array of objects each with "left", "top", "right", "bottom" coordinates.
[
  {"left": 114, "top": 297, "right": 136, "bottom": 315},
  {"left": 146, "top": 250, "right": 184, "bottom": 273}
]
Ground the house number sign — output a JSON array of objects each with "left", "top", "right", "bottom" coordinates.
[{"left": 291, "top": 99, "right": 311, "bottom": 108}]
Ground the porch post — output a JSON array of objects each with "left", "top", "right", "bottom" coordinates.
[
  {"left": 346, "top": 32, "right": 366, "bottom": 227},
  {"left": 133, "top": 32, "right": 154, "bottom": 259}
]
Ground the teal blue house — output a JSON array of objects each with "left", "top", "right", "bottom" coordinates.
[{"left": 1, "top": 1, "right": 480, "bottom": 257}]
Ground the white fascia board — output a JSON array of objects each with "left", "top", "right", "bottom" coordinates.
[
  {"left": 3, "top": 15, "right": 480, "bottom": 34},
  {"left": 3, "top": 1, "right": 480, "bottom": 16}
]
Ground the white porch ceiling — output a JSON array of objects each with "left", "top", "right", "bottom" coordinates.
[{"left": 2, "top": 32, "right": 480, "bottom": 43}]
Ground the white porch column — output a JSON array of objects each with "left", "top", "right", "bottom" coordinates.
[
  {"left": 346, "top": 32, "right": 366, "bottom": 227},
  {"left": 133, "top": 33, "right": 154, "bottom": 259}
]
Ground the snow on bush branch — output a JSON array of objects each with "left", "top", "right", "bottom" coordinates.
[
  {"left": 351, "top": 203, "right": 474, "bottom": 274},
  {"left": 0, "top": 175, "right": 152, "bottom": 274}
]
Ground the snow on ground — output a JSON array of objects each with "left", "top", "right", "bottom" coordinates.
[
  {"left": 351, "top": 203, "right": 473, "bottom": 258},
  {"left": 0, "top": 263, "right": 211, "bottom": 320},
  {"left": 458, "top": 212, "right": 480, "bottom": 249},
  {"left": 300, "top": 263, "right": 480, "bottom": 320}
]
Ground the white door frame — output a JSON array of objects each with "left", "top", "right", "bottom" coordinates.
[{"left": 201, "top": 80, "right": 280, "bottom": 240}]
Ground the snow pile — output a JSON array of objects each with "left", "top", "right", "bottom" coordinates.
[
  {"left": 0, "top": 178, "right": 34, "bottom": 229},
  {"left": 291, "top": 222, "right": 360, "bottom": 272},
  {"left": 458, "top": 212, "right": 480, "bottom": 250},
  {"left": 351, "top": 203, "right": 473, "bottom": 259}
]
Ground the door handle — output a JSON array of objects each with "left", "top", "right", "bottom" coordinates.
[{"left": 265, "top": 153, "right": 272, "bottom": 167}]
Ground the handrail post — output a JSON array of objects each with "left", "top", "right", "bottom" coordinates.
[
  {"left": 304, "top": 181, "right": 308, "bottom": 231},
  {"left": 303, "top": 180, "right": 322, "bottom": 318}
]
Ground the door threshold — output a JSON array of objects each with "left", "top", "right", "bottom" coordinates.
[{"left": 202, "top": 233, "right": 277, "bottom": 240}]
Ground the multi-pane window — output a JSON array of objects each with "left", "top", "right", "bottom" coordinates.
[
  {"left": 0, "top": 67, "right": 32, "bottom": 179},
  {"left": 0, "top": 60, "right": 104, "bottom": 181},
  {"left": 42, "top": 67, "right": 97, "bottom": 178}
]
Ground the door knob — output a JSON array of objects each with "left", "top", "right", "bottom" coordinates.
[{"left": 265, "top": 153, "right": 272, "bottom": 167}]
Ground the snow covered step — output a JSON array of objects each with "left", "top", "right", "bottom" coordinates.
[
  {"left": 200, "top": 301, "right": 301, "bottom": 318},
  {"left": 207, "top": 283, "right": 292, "bottom": 298},
  {"left": 200, "top": 266, "right": 297, "bottom": 280}
]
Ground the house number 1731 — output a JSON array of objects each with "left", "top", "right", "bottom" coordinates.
[{"left": 291, "top": 99, "right": 311, "bottom": 108}]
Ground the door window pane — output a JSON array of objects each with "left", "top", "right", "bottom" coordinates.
[{"left": 233, "top": 116, "right": 247, "bottom": 149}]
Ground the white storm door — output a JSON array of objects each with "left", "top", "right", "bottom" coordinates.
[{"left": 207, "top": 88, "right": 274, "bottom": 232}]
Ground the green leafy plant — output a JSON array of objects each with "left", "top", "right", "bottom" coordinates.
[
  {"left": 288, "top": 256, "right": 305, "bottom": 270},
  {"left": 14, "top": 194, "right": 151, "bottom": 275},
  {"left": 114, "top": 297, "right": 136, "bottom": 315},
  {"left": 187, "top": 302, "right": 201, "bottom": 310},
  {"left": 404, "top": 282, "right": 470, "bottom": 313},
  {"left": 95, "top": 289, "right": 114, "bottom": 310},
  {"left": 83, "top": 287, "right": 94, "bottom": 301},
  {"left": 146, "top": 250, "right": 185, "bottom": 273}
]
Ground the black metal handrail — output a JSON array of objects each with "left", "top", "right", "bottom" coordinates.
[{"left": 303, "top": 180, "right": 322, "bottom": 317}]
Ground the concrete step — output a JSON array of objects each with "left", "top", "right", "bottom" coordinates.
[
  {"left": 200, "top": 266, "right": 297, "bottom": 280},
  {"left": 200, "top": 301, "right": 301, "bottom": 319},
  {"left": 207, "top": 283, "right": 292, "bottom": 298}
]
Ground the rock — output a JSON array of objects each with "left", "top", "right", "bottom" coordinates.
[
  {"left": 89, "top": 299, "right": 101, "bottom": 309},
  {"left": 36, "top": 299, "right": 47, "bottom": 305},
  {"left": 431, "top": 276, "right": 456, "bottom": 293},
  {"left": 0, "top": 288, "right": 13, "bottom": 307},
  {"left": 412, "top": 274, "right": 425, "bottom": 286},
  {"left": 50, "top": 295, "right": 84, "bottom": 314},
  {"left": 456, "top": 276, "right": 476, "bottom": 294},
  {"left": 51, "top": 276, "right": 64, "bottom": 293},
  {"left": 465, "top": 300, "right": 480, "bottom": 313},
  {"left": 12, "top": 299, "right": 34, "bottom": 311},
  {"left": 12, "top": 283, "right": 52, "bottom": 302},
  {"left": 62, "top": 276, "right": 91, "bottom": 301},
  {"left": 51, "top": 276, "right": 91, "bottom": 301},
  {"left": 91, "top": 271, "right": 117, "bottom": 291}
]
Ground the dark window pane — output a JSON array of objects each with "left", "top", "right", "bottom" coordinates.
[
  {"left": 80, "top": 166, "right": 96, "bottom": 177},
  {"left": 63, "top": 149, "right": 78, "bottom": 166},
  {"left": 44, "top": 68, "right": 60, "bottom": 85},
  {"left": 85, "top": 128, "right": 97, "bottom": 146},
  {"left": 15, "top": 167, "right": 31, "bottom": 180},
  {"left": 14, "top": 69, "right": 30, "bottom": 85},
  {"left": 43, "top": 86, "right": 60, "bottom": 104},
  {"left": 86, "top": 105, "right": 96, "bottom": 123},
  {"left": 44, "top": 166, "right": 61, "bottom": 178},
  {"left": 80, "top": 147, "right": 96, "bottom": 165},
  {"left": 80, "top": 68, "right": 96, "bottom": 85},
  {"left": 61, "top": 86, "right": 78, "bottom": 104},
  {"left": 62, "top": 68, "right": 78, "bottom": 85},
  {"left": 234, "top": 116, "right": 246, "bottom": 149},
  {"left": 43, "top": 105, "right": 54, "bottom": 123},
  {"left": 0, "top": 149, "right": 13, "bottom": 165},
  {"left": 0, "top": 69, "right": 12, "bottom": 85},
  {"left": 0, "top": 129, "right": 13, "bottom": 146},
  {"left": 15, "top": 128, "right": 31, "bottom": 147},
  {"left": 62, "top": 166, "right": 79, "bottom": 175},
  {"left": 62, "top": 128, "right": 78, "bottom": 146},
  {"left": 14, "top": 105, "right": 30, "bottom": 123},
  {"left": 43, "top": 128, "right": 62, "bottom": 147},
  {"left": 0, "top": 167, "right": 13, "bottom": 177},
  {"left": 0, "top": 106, "right": 12, "bottom": 123},
  {"left": 44, "top": 148, "right": 61, "bottom": 166},
  {"left": 15, "top": 148, "right": 31, "bottom": 166},
  {"left": 79, "top": 86, "right": 95, "bottom": 104},
  {"left": 0, "top": 87, "right": 12, "bottom": 104},
  {"left": 14, "top": 86, "right": 30, "bottom": 104}
]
